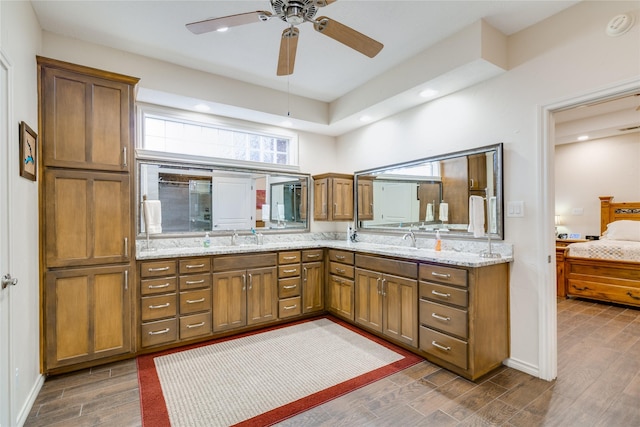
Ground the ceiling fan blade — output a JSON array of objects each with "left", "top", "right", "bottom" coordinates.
[
  {"left": 186, "top": 11, "right": 272, "bottom": 35},
  {"left": 313, "top": 16, "right": 383, "bottom": 58},
  {"left": 277, "top": 27, "right": 300, "bottom": 76}
]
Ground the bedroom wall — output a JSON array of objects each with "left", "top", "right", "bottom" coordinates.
[
  {"left": 555, "top": 132, "right": 640, "bottom": 238},
  {"left": 334, "top": 1, "right": 640, "bottom": 377}
]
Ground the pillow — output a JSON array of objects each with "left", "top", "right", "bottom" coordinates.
[{"left": 601, "top": 220, "right": 640, "bottom": 241}]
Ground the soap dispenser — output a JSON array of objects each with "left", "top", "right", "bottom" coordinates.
[
  {"left": 435, "top": 230, "right": 442, "bottom": 252},
  {"left": 203, "top": 232, "right": 211, "bottom": 248}
]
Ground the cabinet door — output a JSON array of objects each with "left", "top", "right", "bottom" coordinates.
[
  {"left": 440, "top": 156, "right": 469, "bottom": 226},
  {"left": 302, "top": 261, "right": 324, "bottom": 314},
  {"left": 329, "top": 275, "right": 354, "bottom": 320},
  {"left": 355, "top": 269, "right": 383, "bottom": 332},
  {"left": 357, "top": 179, "right": 374, "bottom": 221},
  {"left": 383, "top": 274, "right": 418, "bottom": 348},
  {"left": 313, "top": 178, "right": 329, "bottom": 220},
  {"left": 247, "top": 266, "right": 278, "bottom": 325},
  {"left": 45, "top": 265, "right": 132, "bottom": 371},
  {"left": 213, "top": 270, "right": 247, "bottom": 332},
  {"left": 45, "top": 169, "right": 131, "bottom": 268},
  {"left": 467, "top": 153, "right": 488, "bottom": 191},
  {"left": 332, "top": 178, "right": 354, "bottom": 220},
  {"left": 41, "top": 66, "right": 133, "bottom": 171}
]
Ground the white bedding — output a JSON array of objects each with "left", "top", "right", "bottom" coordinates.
[{"left": 568, "top": 239, "right": 640, "bottom": 262}]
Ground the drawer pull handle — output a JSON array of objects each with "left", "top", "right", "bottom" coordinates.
[
  {"left": 335, "top": 255, "right": 346, "bottom": 260},
  {"left": 283, "top": 284, "right": 297, "bottom": 289},
  {"left": 572, "top": 285, "right": 590, "bottom": 291},
  {"left": 185, "top": 279, "right": 205, "bottom": 285},
  {"left": 335, "top": 268, "right": 346, "bottom": 273},
  {"left": 283, "top": 304, "right": 297, "bottom": 310},
  {"left": 149, "top": 283, "right": 171, "bottom": 289},
  {"left": 148, "top": 266, "right": 170, "bottom": 272},
  {"left": 148, "top": 328, "right": 170, "bottom": 335},
  {"left": 431, "top": 290, "right": 451, "bottom": 298},
  {"left": 283, "top": 269, "right": 297, "bottom": 273},
  {"left": 185, "top": 263, "right": 205, "bottom": 269},
  {"left": 149, "top": 303, "right": 170, "bottom": 309},
  {"left": 627, "top": 291, "right": 640, "bottom": 300},
  {"left": 431, "top": 313, "right": 451, "bottom": 322},
  {"left": 186, "top": 298, "right": 205, "bottom": 304},
  {"left": 431, "top": 272, "right": 451, "bottom": 279},
  {"left": 431, "top": 341, "right": 451, "bottom": 352},
  {"left": 282, "top": 256, "right": 298, "bottom": 260},
  {"left": 306, "top": 254, "right": 320, "bottom": 258},
  {"left": 186, "top": 322, "right": 206, "bottom": 329}
]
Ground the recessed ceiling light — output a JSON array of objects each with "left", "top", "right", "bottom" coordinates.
[
  {"left": 194, "top": 103, "right": 210, "bottom": 112},
  {"left": 216, "top": 27, "right": 229, "bottom": 33},
  {"left": 360, "top": 115, "right": 372, "bottom": 122},
  {"left": 419, "top": 89, "right": 438, "bottom": 98},
  {"left": 577, "top": 135, "right": 589, "bottom": 141}
]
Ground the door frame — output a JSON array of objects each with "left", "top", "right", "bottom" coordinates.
[{"left": 538, "top": 77, "right": 640, "bottom": 381}]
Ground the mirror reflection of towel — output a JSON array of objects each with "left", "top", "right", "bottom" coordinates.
[
  {"left": 143, "top": 200, "right": 162, "bottom": 234},
  {"left": 439, "top": 202, "right": 448, "bottom": 222},
  {"left": 468, "top": 195, "right": 485, "bottom": 238},
  {"left": 426, "top": 203, "right": 434, "bottom": 221},
  {"left": 489, "top": 196, "right": 497, "bottom": 234},
  {"left": 261, "top": 204, "right": 270, "bottom": 222},
  {"left": 277, "top": 203, "right": 285, "bottom": 220}
]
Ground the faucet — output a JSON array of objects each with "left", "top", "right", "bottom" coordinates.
[{"left": 402, "top": 228, "right": 417, "bottom": 248}]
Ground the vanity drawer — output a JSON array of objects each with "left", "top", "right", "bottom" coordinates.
[
  {"left": 179, "top": 273, "right": 211, "bottom": 290},
  {"left": 141, "top": 318, "right": 178, "bottom": 348},
  {"left": 329, "top": 250, "right": 354, "bottom": 264},
  {"left": 140, "top": 277, "right": 177, "bottom": 296},
  {"left": 141, "top": 294, "right": 177, "bottom": 321},
  {"left": 279, "top": 296, "right": 302, "bottom": 318},
  {"left": 330, "top": 262, "right": 354, "bottom": 279},
  {"left": 179, "top": 312, "right": 212, "bottom": 340},
  {"left": 279, "top": 277, "right": 301, "bottom": 298},
  {"left": 278, "top": 264, "right": 301, "bottom": 278},
  {"left": 420, "top": 300, "right": 468, "bottom": 339},
  {"left": 420, "top": 264, "right": 467, "bottom": 287},
  {"left": 179, "top": 288, "right": 211, "bottom": 315},
  {"left": 279, "top": 251, "right": 301, "bottom": 264},
  {"left": 419, "top": 282, "right": 468, "bottom": 308},
  {"left": 302, "top": 249, "right": 323, "bottom": 262},
  {"left": 140, "top": 260, "right": 177, "bottom": 278},
  {"left": 179, "top": 258, "right": 211, "bottom": 274},
  {"left": 420, "top": 326, "right": 468, "bottom": 370}
]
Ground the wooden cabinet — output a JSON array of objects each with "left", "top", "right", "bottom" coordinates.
[
  {"left": 357, "top": 177, "right": 374, "bottom": 221},
  {"left": 555, "top": 239, "right": 586, "bottom": 298},
  {"left": 44, "top": 265, "right": 132, "bottom": 370},
  {"left": 418, "top": 262, "right": 509, "bottom": 381},
  {"left": 139, "top": 260, "right": 178, "bottom": 348},
  {"left": 313, "top": 173, "right": 354, "bottom": 221},
  {"left": 278, "top": 251, "right": 302, "bottom": 319},
  {"left": 302, "top": 250, "right": 324, "bottom": 314},
  {"left": 467, "top": 153, "right": 488, "bottom": 192},
  {"left": 44, "top": 169, "right": 131, "bottom": 268},
  {"left": 39, "top": 57, "right": 139, "bottom": 373},
  {"left": 39, "top": 57, "right": 136, "bottom": 172},
  {"left": 355, "top": 255, "right": 418, "bottom": 348},
  {"left": 327, "top": 250, "right": 355, "bottom": 320},
  {"left": 212, "top": 253, "right": 277, "bottom": 332}
]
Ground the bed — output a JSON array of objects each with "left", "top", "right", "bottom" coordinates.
[{"left": 562, "top": 196, "right": 640, "bottom": 307}]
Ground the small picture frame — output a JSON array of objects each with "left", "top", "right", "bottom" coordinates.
[
  {"left": 19, "top": 121, "right": 37, "bottom": 181},
  {"left": 569, "top": 233, "right": 581, "bottom": 239}
]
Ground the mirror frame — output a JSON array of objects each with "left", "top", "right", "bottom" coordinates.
[
  {"left": 136, "top": 159, "right": 311, "bottom": 237},
  {"left": 354, "top": 143, "right": 504, "bottom": 240}
]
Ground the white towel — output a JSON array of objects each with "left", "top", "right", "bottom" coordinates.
[
  {"left": 439, "top": 202, "right": 448, "bottom": 222},
  {"left": 426, "top": 203, "right": 434, "bottom": 222},
  {"left": 143, "top": 200, "right": 162, "bottom": 234},
  {"left": 468, "top": 195, "right": 485, "bottom": 238}
]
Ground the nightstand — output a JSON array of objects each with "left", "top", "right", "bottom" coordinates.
[{"left": 555, "top": 239, "right": 587, "bottom": 297}]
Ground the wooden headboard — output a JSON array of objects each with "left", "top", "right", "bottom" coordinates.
[{"left": 600, "top": 196, "right": 640, "bottom": 233}]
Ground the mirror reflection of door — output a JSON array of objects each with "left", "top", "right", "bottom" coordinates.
[
  {"left": 270, "top": 181, "right": 303, "bottom": 224},
  {"left": 212, "top": 176, "right": 253, "bottom": 230}
]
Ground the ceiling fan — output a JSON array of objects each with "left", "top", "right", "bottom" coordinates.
[{"left": 186, "top": 0, "right": 384, "bottom": 76}]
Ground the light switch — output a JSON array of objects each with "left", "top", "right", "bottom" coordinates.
[{"left": 507, "top": 201, "right": 525, "bottom": 217}]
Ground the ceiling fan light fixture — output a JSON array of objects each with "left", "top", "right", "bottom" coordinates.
[{"left": 285, "top": 5, "right": 305, "bottom": 25}]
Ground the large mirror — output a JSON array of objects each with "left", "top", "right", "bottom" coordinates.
[
  {"left": 138, "top": 161, "right": 310, "bottom": 235},
  {"left": 354, "top": 143, "right": 503, "bottom": 239}
]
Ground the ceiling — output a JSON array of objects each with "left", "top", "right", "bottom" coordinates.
[{"left": 30, "top": 0, "right": 639, "bottom": 140}]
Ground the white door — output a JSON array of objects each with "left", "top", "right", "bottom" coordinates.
[
  {"left": 0, "top": 50, "right": 12, "bottom": 427},
  {"left": 212, "top": 176, "right": 254, "bottom": 230}
]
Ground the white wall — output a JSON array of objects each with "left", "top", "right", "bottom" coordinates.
[
  {"left": 334, "top": 1, "right": 640, "bottom": 377},
  {"left": 0, "top": 0, "right": 43, "bottom": 425},
  {"left": 556, "top": 133, "right": 640, "bottom": 238}
]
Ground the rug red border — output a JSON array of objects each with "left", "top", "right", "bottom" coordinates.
[{"left": 137, "top": 316, "right": 423, "bottom": 427}]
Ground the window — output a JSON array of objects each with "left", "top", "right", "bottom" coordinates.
[{"left": 139, "top": 107, "right": 297, "bottom": 167}]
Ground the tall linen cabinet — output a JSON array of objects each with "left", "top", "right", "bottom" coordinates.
[{"left": 38, "top": 57, "right": 139, "bottom": 373}]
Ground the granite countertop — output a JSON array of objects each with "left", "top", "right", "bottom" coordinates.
[{"left": 137, "top": 239, "right": 512, "bottom": 268}]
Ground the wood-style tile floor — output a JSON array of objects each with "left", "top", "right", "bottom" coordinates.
[{"left": 25, "top": 298, "right": 640, "bottom": 426}]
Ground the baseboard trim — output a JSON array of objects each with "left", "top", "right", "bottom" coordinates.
[
  {"left": 15, "top": 373, "right": 44, "bottom": 426},
  {"left": 503, "top": 357, "right": 542, "bottom": 380}
]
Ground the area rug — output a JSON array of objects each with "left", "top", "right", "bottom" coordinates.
[{"left": 137, "top": 316, "right": 422, "bottom": 426}]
